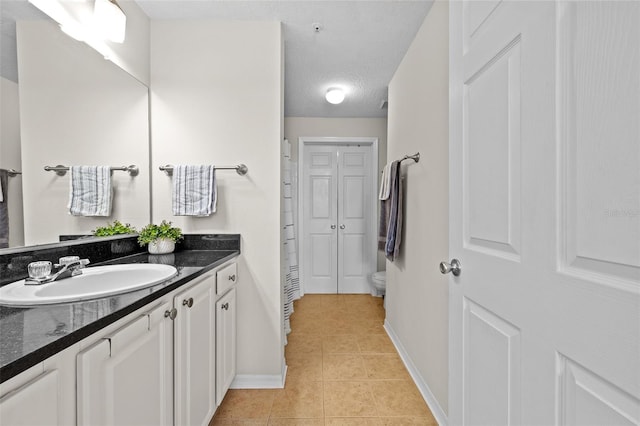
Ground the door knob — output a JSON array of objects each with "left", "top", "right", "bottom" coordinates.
[
  {"left": 439, "top": 259, "right": 461, "bottom": 276},
  {"left": 164, "top": 308, "right": 178, "bottom": 320},
  {"left": 339, "top": 224, "right": 345, "bottom": 229},
  {"left": 182, "top": 298, "right": 193, "bottom": 308},
  {"left": 331, "top": 224, "right": 336, "bottom": 229}
]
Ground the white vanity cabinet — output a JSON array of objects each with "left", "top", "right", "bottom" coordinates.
[
  {"left": 216, "top": 262, "right": 237, "bottom": 296},
  {"left": 0, "top": 369, "right": 60, "bottom": 425},
  {"left": 0, "top": 345, "right": 77, "bottom": 426},
  {"left": 174, "top": 273, "right": 216, "bottom": 426},
  {"left": 0, "top": 259, "right": 239, "bottom": 426},
  {"left": 215, "top": 286, "right": 237, "bottom": 406},
  {"left": 76, "top": 301, "right": 174, "bottom": 426}
]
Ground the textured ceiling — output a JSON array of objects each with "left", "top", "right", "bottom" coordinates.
[{"left": 1, "top": 0, "right": 434, "bottom": 118}]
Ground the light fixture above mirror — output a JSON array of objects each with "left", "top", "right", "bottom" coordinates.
[
  {"left": 28, "top": 0, "right": 126, "bottom": 44},
  {"left": 94, "top": 0, "right": 126, "bottom": 43}
]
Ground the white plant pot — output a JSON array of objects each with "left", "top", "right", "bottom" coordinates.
[{"left": 148, "top": 238, "right": 175, "bottom": 254}]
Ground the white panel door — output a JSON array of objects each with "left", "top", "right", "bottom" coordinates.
[
  {"left": 338, "top": 145, "right": 374, "bottom": 293},
  {"left": 77, "top": 301, "right": 174, "bottom": 426},
  {"left": 302, "top": 142, "right": 375, "bottom": 294},
  {"left": 174, "top": 275, "right": 216, "bottom": 426},
  {"left": 302, "top": 145, "right": 339, "bottom": 293},
  {"left": 449, "top": 1, "right": 640, "bottom": 425}
]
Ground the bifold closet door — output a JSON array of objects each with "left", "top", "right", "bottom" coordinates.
[
  {"left": 337, "top": 145, "right": 374, "bottom": 293},
  {"left": 303, "top": 145, "right": 339, "bottom": 293},
  {"left": 302, "top": 144, "right": 374, "bottom": 294}
]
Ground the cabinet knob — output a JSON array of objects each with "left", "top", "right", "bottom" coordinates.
[
  {"left": 221, "top": 303, "right": 229, "bottom": 311},
  {"left": 182, "top": 298, "right": 194, "bottom": 308},
  {"left": 229, "top": 274, "right": 236, "bottom": 282},
  {"left": 164, "top": 308, "right": 177, "bottom": 320}
]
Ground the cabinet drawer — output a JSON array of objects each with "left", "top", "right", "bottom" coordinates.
[{"left": 216, "top": 263, "right": 237, "bottom": 295}]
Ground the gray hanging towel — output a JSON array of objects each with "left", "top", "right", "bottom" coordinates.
[
  {"left": 0, "top": 170, "right": 9, "bottom": 248},
  {"left": 385, "top": 161, "right": 403, "bottom": 261}
]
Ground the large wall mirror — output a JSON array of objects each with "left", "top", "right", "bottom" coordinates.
[{"left": 0, "top": 1, "right": 151, "bottom": 249}]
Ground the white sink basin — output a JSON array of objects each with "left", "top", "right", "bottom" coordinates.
[{"left": 0, "top": 264, "right": 178, "bottom": 306}]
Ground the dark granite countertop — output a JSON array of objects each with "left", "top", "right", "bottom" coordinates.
[{"left": 0, "top": 235, "right": 240, "bottom": 384}]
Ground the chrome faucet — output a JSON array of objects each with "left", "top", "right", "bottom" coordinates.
[{"left": 25, "top": 258, "right": 90, "bottom": 285}]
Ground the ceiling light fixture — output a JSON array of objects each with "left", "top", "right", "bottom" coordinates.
[
  {"left": 94, "top": 0, "right": 127, "bottom": 43},
  {"left": 325, "top": 88, "right": 345, "bottom": 105}
]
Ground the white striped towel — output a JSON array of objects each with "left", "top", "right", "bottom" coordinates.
[
  {"left": 172, "top": 165, "right": 217, "bottom": 216},
  {"left": 378, "top": 163, "right": 392, "bottom": 200},
  {"left": 68, "top": 166, "right": 113, "bottom": 216}
]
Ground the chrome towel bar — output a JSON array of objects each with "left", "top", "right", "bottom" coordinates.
[
  {"left": 159, "top": 164, "right": 248, "bottom": 176},
  {"left": 0, "top": 168, "right": 21, "bottom": 177},
  {"left": 44, "top": 165, "right": 139, "bottom": 176},
  {"left": 400, "top": 152, "right": 420, "bottom": 163},
  {"left": 381, "top": 153, "right": 420, "bottom": 174}
]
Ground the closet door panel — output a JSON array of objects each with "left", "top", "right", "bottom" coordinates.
[
  {"left": 337, "top": 146, "right": 374, "bottom": 294},
  {"left": 302, "top": 145, "right": 338, "bottom": 293}
]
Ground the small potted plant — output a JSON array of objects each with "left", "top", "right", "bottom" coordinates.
[
  {"left": 92, "top": 220, "right": 137, "bottom": 236},
  {"left": 138, "top": 220, "right": 183, "bottom": 254},
  {"left": 92, "top": 220, "right": 138, "bottom": 254}
]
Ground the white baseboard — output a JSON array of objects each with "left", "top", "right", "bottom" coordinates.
[
  {"left": 230, "top": 365, "right": 287, "bottom": 389},
  {"left": 385, "top": 320, "right": 448, "bottom": 426}
]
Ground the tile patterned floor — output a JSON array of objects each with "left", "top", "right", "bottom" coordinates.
[{"left": 211, "top": 294, "right": 438, "bottom": 425}]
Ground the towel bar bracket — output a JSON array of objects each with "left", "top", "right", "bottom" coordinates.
[
  {"left": 401, "top": 153, "right": 420, "bottom": 163},
  {"left": 45, "top": 165, "right": 69, "bottom": 177},
  {"left": 236, "top": 164, "right": 249, "bottom": 176}
]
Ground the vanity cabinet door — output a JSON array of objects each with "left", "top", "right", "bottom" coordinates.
[
  {"left": 0, "top": 370, "right": 59, "bottom": 425},
  {"left": 174, "top": 274, "right": 216, "bottom": 426},
  {"left": 77, "top": 301, "right": 174, "bottom": 426},
  {"left": 216, "top": 287, "right": 237, "bottom": 406},
  {"left": 216, "top": 262, "right": 237, "bottom": 296}
]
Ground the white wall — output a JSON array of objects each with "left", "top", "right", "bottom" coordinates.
[
  {"left": 17, "top": 21, "right": 151, "bottom": 245},
  {"left": 284, "top": 117, "right": 387, "bottom": 164},
  {"left": 385, "top": 1, "right": 449, "bottom": 421},
  {"left": 150, "top": 21, "right": 284, "bottom": 382},
  {"left": 0, "top": 76, "right": 25, "bottom": 246},
  {"left": 108, "top": 0, "right": 151, "bottom": 86},
  {"left": 284, "top": 117, "right": 388, "bottom": 270}
]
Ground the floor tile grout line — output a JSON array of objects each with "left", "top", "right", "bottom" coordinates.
[{"left": 266, "top": 386, "right": 277, "bottom": 424}]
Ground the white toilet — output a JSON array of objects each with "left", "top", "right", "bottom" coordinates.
[{"left": 371, "top": 271, "right": 386, "bottom": 297}]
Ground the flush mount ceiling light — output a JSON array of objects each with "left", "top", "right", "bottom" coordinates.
[
  {"left": 94, "top": 0, "right": 127, "bottom": 43},
  {"left": 325, "top": 88, "right": 345, "bottom": 105}
]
